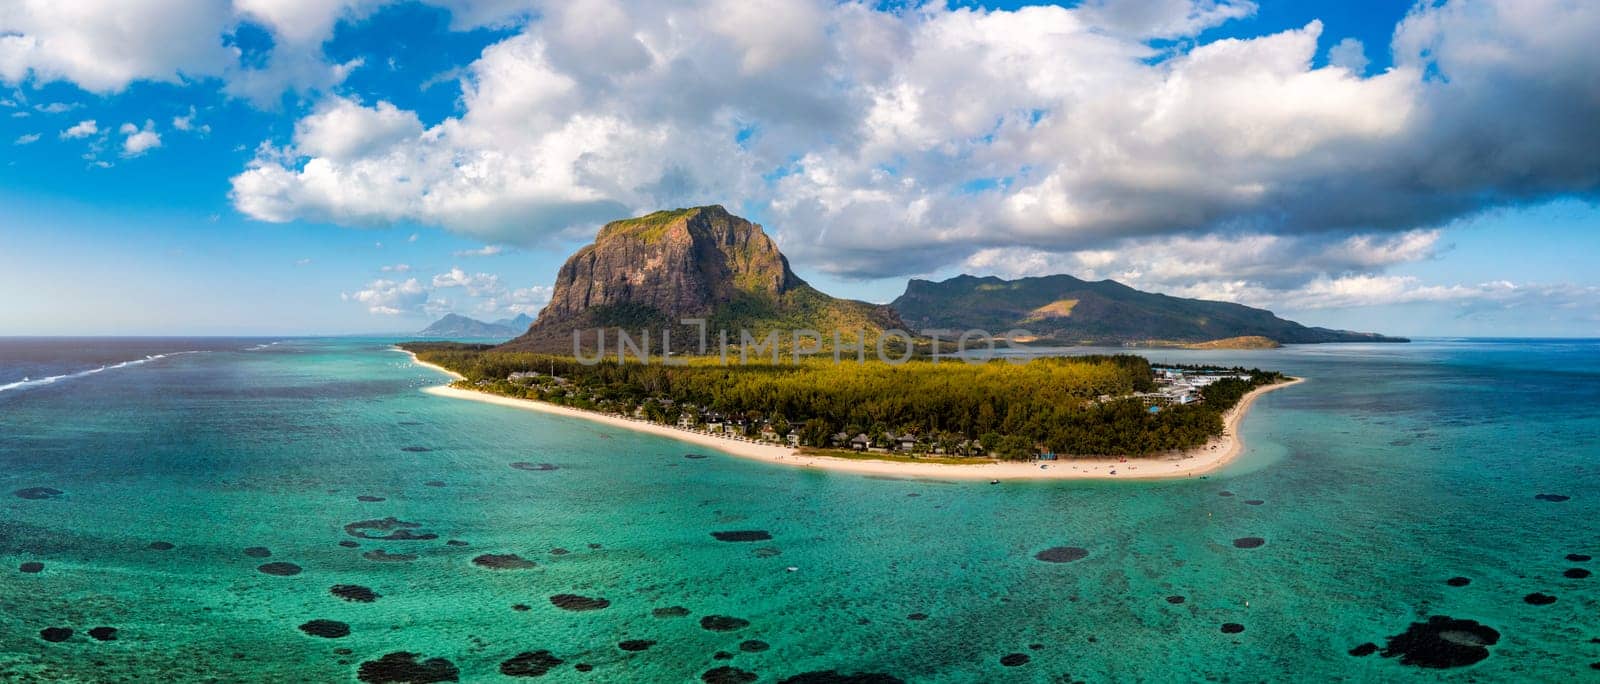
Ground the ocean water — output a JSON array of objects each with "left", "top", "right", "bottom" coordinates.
[{"left": 2, "top": 337, "right": 1598, "bottom": 682}]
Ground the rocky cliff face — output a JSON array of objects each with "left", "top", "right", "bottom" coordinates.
[
  {"left": 538, "top": 205, "right": 798, "bottom": 321},
  {"left": 501, "top": 206, "right": 902, "bottom": 353}
]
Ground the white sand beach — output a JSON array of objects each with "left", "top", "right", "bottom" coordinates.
[{"left": 404, "top": 348, "right": 1302, "bottom": 481}]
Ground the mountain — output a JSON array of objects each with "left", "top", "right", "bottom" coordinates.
[
  {"left": 416, "top": 313, "right": 526, "bottom": 339},
  {"left": 890, "top": 274, "right": 1407, "bottom": 345},
  {"left": 491, "top": 313, "right": 534, "bottom": 332},
  {"left": 499, "top": 205, "right": 902, "bottom": 353}
]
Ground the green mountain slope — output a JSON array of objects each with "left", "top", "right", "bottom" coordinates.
[{"left": 890, "top": 274, "right": 1406, "bottom": 345}]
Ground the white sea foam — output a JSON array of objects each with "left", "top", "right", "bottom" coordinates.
[{"left": 0, "top": 352, "right": 200, "bottom": 395}]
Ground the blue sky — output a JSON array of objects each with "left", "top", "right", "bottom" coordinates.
[{"left": 2, "top": 0, "right": 1598, "bottom": 337}]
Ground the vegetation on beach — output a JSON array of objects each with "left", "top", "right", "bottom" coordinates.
[{"left": 402, "top": 342, "right": 1285, "bottom": 459}]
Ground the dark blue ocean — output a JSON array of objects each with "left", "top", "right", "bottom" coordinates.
[{"left": 2, "top": 337, "right": 1598, "bottom": 681}]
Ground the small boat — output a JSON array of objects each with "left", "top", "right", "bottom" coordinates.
[
  {"left": 786, "top": 566, "right": 798, "bottom": 572},
  {"left": 989, "top": 479, "right": 1000, "bottom": 485}
]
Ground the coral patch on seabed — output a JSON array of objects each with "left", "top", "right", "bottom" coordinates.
[
  {"left": 357, "top": 652, "right": 460, "bottom": 683},
  {"left": 700, "top": 615, "right": 751, "bottom": 631},
  {"left": 299, "top": 620, "right": 351, "bottom": 638},
  {"left": 712, "top": 530, "right": 772, "bottom": 542},
  {"left": 258, "top": 562, "right": 303, "bottom": 576},
  {"left": 500, "top": 650, "right": 563, "bottom": 677},
  {"left": 1378, "top": 616, "right": 1500, "bottom": 668},
  {"left": 331, "top": 584, "right": 380, "bottom": 603},
  {"left": 344, "top": 517, "right": 437, "bottom": 541},
  {"left": 474, "top": 554, "right": 538, "bottom": 570},
  {"left": 550, "top": 594, "right": 610, "bottom": 611},
  {"left": 1034, "top": 546, "right": 1089, "bottom": 563},
  {"left": 702, "top": 666, "right": 758, "bottom": 684}
]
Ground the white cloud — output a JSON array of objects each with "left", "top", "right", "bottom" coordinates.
[
  {"left": 1327, "top": 37, "right": 1368, "bottom": 74},
  {"left": 14, "top": 133, "right": 40, "bottom": 145},
  {"left": 224, "top": 0, "right": 1600, "bottom": 285},
  {"left": 119, "top": 119, "right": 161, "bottom": 157},
  {"left": 342, "top": 277, "right": 434, "bottom": 315},
  {"left": 172, "top": 106, "right": 209, "bottom": 134},
  {"left": 431, "top": 267, "right": 504, "bottom": 297},
  {"left": 294, "top": 257, "right": 312, "bottom": 266},
  {"left": 453, "top": 245, "right": 505, "bottom": 257},
  {"left": 292, "top": 96, "right": 422, "bottom": 162},
  {"left": 0, "top": 0, "right": 237, "bottom": 93},
  {"left": 475, "top": 284, "right": 553, "bottom": 317},
  {"left": 343, "top": 266, "right": 550, "bottom": 318},
  {"left": 0, "top": 0, "right": 503, "bottom": 102},
  {"left": 1077, "top": 0, "right": 1257, "bottom": 39},
  {"left": 59, "top": 119, "right": 96, "bottom": 139},
  {"left": 33, "top": 101, "right": 76, "bottom": 113}
]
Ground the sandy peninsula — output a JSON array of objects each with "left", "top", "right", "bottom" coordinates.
[{"left": 403, "top": 348, "right": 1302, "bottom": 481}]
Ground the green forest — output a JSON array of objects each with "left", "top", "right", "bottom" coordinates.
[{"left": 403, "top": 342, "right": 1285, "bottom": 459}]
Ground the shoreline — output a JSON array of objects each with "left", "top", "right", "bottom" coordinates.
[
  {"left": 397, "top": 348, "right": 466, "bottom": 381},
  {"left": 403, "top": 348, "right": 1302, "bottom": 480}
]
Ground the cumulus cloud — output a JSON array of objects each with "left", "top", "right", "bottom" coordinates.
[
  {"left": 223, "top": 0, "right": 1600, "bottom": 292},
  {"left": 172, "top": 106, "right": 210, "bottom": 134},
  {"left": 292, "top": 96, "right": 422, "bottom": 162},
  {"left": 1326, "top": 37, "right": 1368, "bottom": 74},
  {"left": 476, "top": 284, "right": 553, "bottom": 317},
  {"left": 342, "top": 277, "right": 432, "bottom": 315},
  {"left": 14, "top": 133, "right": 40, "bottom": 145},
  {"left": 59, "top": 119, "right": 96, "bottom": 139},
  {"left": 453, "top": 245, "right": 506, "bottom": 257},
  {"left": 0, "top": 0, "right": 498, "bottom": 102},
  {"left": 345, "top": 266, "right": 549, "bottom": 318},
  {"left": 119, "top": 120, "right": 162, "bottom": 157},
  {"left": 0, "top": 0, "right": 237, "bottom": 93},
  {"left": 431, "top": 267, "right": 504, "bottom": 297}
]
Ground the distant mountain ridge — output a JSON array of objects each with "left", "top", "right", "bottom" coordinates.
[
  {"left": 890, "top": 274, "right": 1406, "bottom": 345},
  {"left": 416, "top": 313, "right": 533, "bottom": 339},
  {"left": 499, "top": 205, "right": 902, "bottom": 353}
]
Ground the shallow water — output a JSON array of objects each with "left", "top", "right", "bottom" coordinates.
[{"left": 2, "top": 337, "right": 1598, "bottom": 681}]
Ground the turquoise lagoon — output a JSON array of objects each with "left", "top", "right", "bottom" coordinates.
[{"left": 2, "top": 337, "right": 1598, "bottom": 681}]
